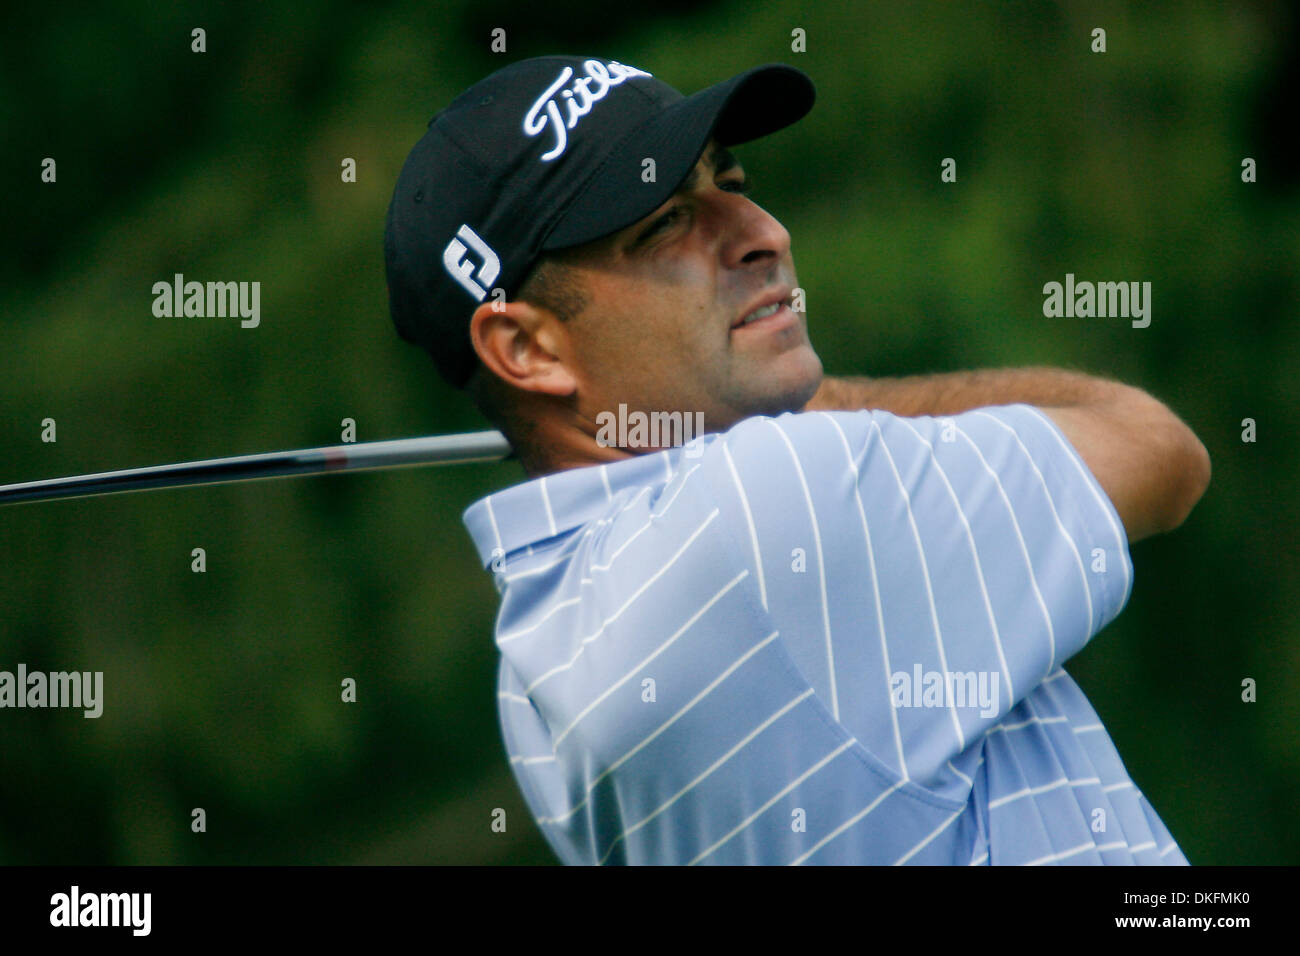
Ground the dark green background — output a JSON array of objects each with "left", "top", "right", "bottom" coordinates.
[{"left": 1, "top": 1, "right": 1295, "bottom": 864}]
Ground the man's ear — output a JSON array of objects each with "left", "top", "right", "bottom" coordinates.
[{"left": 469, "top": 298, "right": 578, "bottom": 397}]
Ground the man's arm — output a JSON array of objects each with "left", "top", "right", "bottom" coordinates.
[{"left": 804, "top": 368, "right": 1211, "bottom": 544}]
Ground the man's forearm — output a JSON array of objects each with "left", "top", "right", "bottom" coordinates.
[{"left": 803, "top": 367, "right": 1124, "bottom": 417}]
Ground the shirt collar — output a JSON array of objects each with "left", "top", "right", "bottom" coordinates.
[{"left": 462, "top": 440, "right": 714, "bottom": 569}]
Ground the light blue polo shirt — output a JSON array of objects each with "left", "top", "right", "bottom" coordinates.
[{"left": 463, "top": 404, "right": 1188, "bottom": 865}]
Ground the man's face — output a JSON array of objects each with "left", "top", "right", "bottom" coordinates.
[{"left": 553, "top": 139, "right": 823, "bottom": 437}]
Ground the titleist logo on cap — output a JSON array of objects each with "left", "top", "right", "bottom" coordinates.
[{"left": 522, "top": 59, "right": 653, "bottom": 162}]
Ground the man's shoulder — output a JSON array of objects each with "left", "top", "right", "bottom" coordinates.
[
  {"left": 465, "top": 401, "right": 1082, "bottom": 577},
  {"left": 712, "top": 403, "right": 1050, "bottom": 450},
  {"left": 689, "top": 401, "right": 1130, "bottom": 568},
  {"left": 701, "top": 403, "right": 1089, "bottom": 485}
]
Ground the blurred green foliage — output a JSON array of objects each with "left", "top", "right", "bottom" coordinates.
[{"left": 1, "top": 0, "right": 1295, "bottom": 864}]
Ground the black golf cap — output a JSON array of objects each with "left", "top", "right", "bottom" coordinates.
[{"left": 384, "top": 55, "right": 816, "bottom": 389}]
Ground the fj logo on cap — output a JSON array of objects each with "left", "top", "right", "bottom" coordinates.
[
  {"left": 523, "top": 59, "right": 653, "bottom": 162},
  {"left": 442, "top": 224, "right": 500, "bottom": 302}
]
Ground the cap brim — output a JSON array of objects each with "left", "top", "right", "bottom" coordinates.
[{"left": 541, "top": 64, "right": 815, "bottom": 251}]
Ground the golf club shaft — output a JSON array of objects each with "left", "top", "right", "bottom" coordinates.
[{"left": 0, "top": 430, "right": 512, "bottom": 506}]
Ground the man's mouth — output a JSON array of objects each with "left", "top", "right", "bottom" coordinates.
[
  {"left": 738, "top": 302, "right": 783, "bottom": 325},
  {"left": 732, "top": 288, "right": 793, "bottom": 330}
]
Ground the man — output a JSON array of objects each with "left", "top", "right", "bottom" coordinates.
[{"left": 384, "top": 55, "right": 1210, "bottom": 865}]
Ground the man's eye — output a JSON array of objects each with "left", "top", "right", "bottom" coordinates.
[
  {"left": 636, "top": 179, "right": 751, "bottom": 246},
  {"left": 641, "top": 206, "right": 684, "bottom": 241}
]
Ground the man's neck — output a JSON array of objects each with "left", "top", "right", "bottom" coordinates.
[{"left": 516, "top": 412, "right": 638, "bottom": 478}]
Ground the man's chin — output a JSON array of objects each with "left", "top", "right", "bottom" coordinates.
[
  {"left": 769, "top": 345, "right": 824, "bottom": 411},
  {"left": 728, "top": 348, "right": 824, "bottom": 423}
]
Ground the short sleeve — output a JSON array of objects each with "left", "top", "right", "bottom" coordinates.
[{"left": 693, "top": 403, "right": 1133, "bottom": 784}]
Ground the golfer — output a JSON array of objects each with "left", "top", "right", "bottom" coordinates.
[{"left": 383, "top": 55, "right": 1211, "bottom": 864}]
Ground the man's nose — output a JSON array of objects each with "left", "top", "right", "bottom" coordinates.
[{"left": 718, "top": 196, "right": 791, "bottom": 271}]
